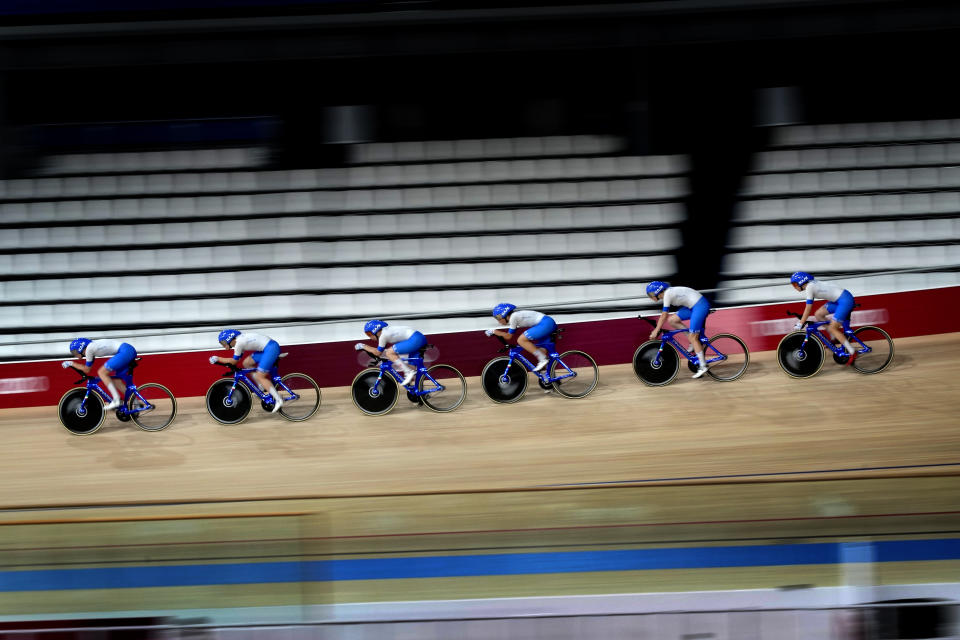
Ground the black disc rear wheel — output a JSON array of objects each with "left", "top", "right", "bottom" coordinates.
[
  {"left": 205, "top": 379, "right": 252, "bottom": 425},
  {"left": 777, "top": 332, "right": 825, "bottom": 378},
  {"left": 351, "top": 369, "right": 399, "bottom": 416},
  {"left": 481, "top": 357, "right": 528, "bottom": 403},
  {"left": 58, "top": 388, "right": 105, "bottom": 435},
  {"left": 632, "top": 341, "right": 680, "bottom": 386}
]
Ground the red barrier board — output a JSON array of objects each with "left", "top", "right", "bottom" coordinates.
[{"left": 2, "top": 286, "right": 957, "bottom": 410}]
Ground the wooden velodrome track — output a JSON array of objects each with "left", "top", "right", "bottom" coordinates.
[
  {"left": 0, "top": 334, "right": 958, "bottom": 613},
  {"left": 0, "top": 334, "right": 956, "bottom": 514}
]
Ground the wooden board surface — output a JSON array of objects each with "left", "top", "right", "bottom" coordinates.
[{"left": 0, "top": 333, "right": 955, "bottom": 513}]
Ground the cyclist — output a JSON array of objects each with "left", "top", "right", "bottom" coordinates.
[
  {"left": 61, "top": 337, "right": 137, "bottom": 410},
  {"left": 210, "top": 329, "right": 284, "bottom": 413},
  {"left": 646, "top": 281, "right": 712, "bottom": 379},
  {"left": 355, "top": 320, "right": 426, "bottom": 387},
  {"left": 789, "top": 271, "right": 858, "bottom": 364},
  {"left": 485, "top": 303, "right": 556, "bottom": 372}
]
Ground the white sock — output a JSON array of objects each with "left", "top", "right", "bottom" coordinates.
[
  {"left": 843, "top": 341, "right": 855, "bottom": 355},
  {"left": 697, "top": 353, "right": 706, "bottom": 367},
  {"left": 105, "top": 380, "right": 120, "bottom": 402}
]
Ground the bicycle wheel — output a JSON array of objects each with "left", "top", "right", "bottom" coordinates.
[
  {"left": 277, "top": 373, "right": 321, "bottom": 421},
  {"left": 351, "top": 369, "right": 399, "bottom": 416},
  {"left": 129, "top": 383, "right": 177, "bottom": 431},
  {"left": 419, "top": 364, "right": 467, "bottom": 412},
  {"left": 481, "top": 357, "right": 528, "bottom": 403},
  {"left": 632, "top": 341, "right": 680, "bottom": 386},
  {"left": 58, "top": 388, "right": 105, "bottom": 436},
  {"left": 205, "top": 379, "right": 252, "bottom": 425},
  {"left": 704, "top": 334, "right": 750, "bottom": 382},
  {"left": 550, "top": 350, "right": 598, "bottom": 398},
  {"left": 852, "top": 326, "right": 895, "bottom": 374},
  {"left": 777, "top": 332, "right": 825, "bottom": 378}
]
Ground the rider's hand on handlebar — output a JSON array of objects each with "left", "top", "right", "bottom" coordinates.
[
  {"left": 649, "top": 329, "right": 659, "bottom": 341},
  {"left": 354, "top": 342, "right": 366, "bottom": 351},
  {"left": 61, "top": 360, "right": 75, "bottom": 369},
  {"left": 794, "top": 321, "right": 804, "bottom": 331},
  {"left": 484, "top": 329, "right": 495, "bottom": 337},
  {"left": 209, "top": 355, "right": 219, "bottom": 364}
]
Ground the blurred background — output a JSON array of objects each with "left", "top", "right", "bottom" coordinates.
[{"left": 0, "top": 0, "right": 959, "bottom": 638}]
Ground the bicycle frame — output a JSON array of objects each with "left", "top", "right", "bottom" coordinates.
[
  {"left": 496, "top": 337, "right": 579, "bottom": 384},
  {"left": 365, "top": 353, "right": 447, "bottom": 397},
  {"left": 794, "top": 318, "right": 874, "bottom": 359},
  {"left": 648, "top": 328, "right": 728, "bottom": 368},
  {"left": 218, "top": 365, "right": 301, "bottom": 406},
  {"left": 73, "top": 370, "right": 154, "bottom": 417}
]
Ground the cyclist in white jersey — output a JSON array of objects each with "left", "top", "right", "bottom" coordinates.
[
  {"left": 210, "top": 329, "right": 284, "bottom": 412},
  {"left": 645, "top": 281, "right": 713, "bottom": 378},
  {"left": 355, "top": 319, "right": 427, "bottom": 386},
  {"left": 485, "top": 303, "right": 557, "bottom": 372},
  {"left": 789, "top": 271, "right": 858, "bottom": 363},
  {"left": 62, "top": 337, "right": 138, "bottom": 410}
]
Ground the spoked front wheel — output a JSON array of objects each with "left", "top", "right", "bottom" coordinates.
[
  {"left": 703, "top": 334, "right": 750, "bottom": 382},
  {"left": 481, "top": 357, "right": 528, "bottom": 403},
  {"left": 777, "top": 332, "right": 824, "bottom": 378},
  {"left": 277, "top": 373, "right": 321, "bottom": 421},
  {"left": 205, "top": 379, "right": 252, "bottom": 425},
  {"left": 58, "top": 388, "right": 105, "bottom": 436},
  {"left": 129, "top": 383, "right": 177, "bottom": 431},
  {"left": 851, "top": 326, "right": 895, "bottom": 374},
  {"left": 351, "top": 369, "right": 399, "bottom": 416},
  {"left": 632, "top": 341, "right": 680, "bottom": 386},
  {"left": 550, "top": 350, "right": 598, "bottom": 398},
  {"left": 419, "top": 364, "right": 467, "bottom": 412}
]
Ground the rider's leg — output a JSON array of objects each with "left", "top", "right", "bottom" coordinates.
[
  {"left": 519, "top": 316, "right": 556, "bottom": 371},
  {"left": 97, "top": 364, "right": 122, "bottom": 408},
  {"left": 387, "top": 332, "right": 427, "bottom": 386},
  {"left": 685, "top": 299, "right": 711, "bottom": 377},
  {"left": 100, "top": 343, "right": 136, "bottom": 409},
  {"left": 820, "top": 295, "right": 856, "bottom": 355},
  {"left": 249, "top": 341, "right": 283, "bottom": 412}
]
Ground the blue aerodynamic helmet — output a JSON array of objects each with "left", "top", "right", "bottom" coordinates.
[
  {"left": 492, "top": 303, "right": 517, "bottom": 319},
  {"left": 69, "top": 338, "right": 92, "bottom": 356},
  {"left": 790, "top": 271, "right": 813, "bottom": 288},
  {"left": 218, "top": 329, "right": 241, "bottom": 347},
  {"left": 364, "top": 319, "right": 388, "bottom": 335},
  {"left": 646, "top": 281, "right": 669, "bottom": 298}
]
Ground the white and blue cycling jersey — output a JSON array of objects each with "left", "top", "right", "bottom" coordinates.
[
  {"left": 803, "top": 280, "right": 855, "bottom": 322},
  {"left": 232, "top": 332, "right": 281, "bottom": 372},
  {"left": 378, "top": 325, "right": 427, "bottom": 355},
  {"left": 85, "top": 339, "right": 137, "bottom": 373},
  {"left": 662, "top": 286, "right": 710, "bottom": 334},
  {"left": 507, "top": 309, "right": 557, "bottom": 342}
]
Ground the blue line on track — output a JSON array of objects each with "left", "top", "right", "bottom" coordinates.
[
  {"left": 2, "top": 538, "right": 959, "bottom": 592},
  {"left": 536, "top": 462, "right": 960, "bottom": 487}
]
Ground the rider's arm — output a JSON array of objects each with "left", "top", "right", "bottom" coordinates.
[
  {"left": 70, "top": 360, "right": 92, "bottom": 374},
  {"left": 797, "top": 302, "right": 813, "bottom": 325},
  {"left": 651, "top": 310, "right": 669, "bottom": 336}
]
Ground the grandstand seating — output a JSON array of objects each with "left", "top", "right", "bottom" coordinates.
[
  {"left": 716, "top": 119, "right": 960, "bottom": 307},
  {"left": 0, "top": 136, "right": 686, "bottom": 360}
]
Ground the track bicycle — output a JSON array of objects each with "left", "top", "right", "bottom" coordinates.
[
  {"left": 206, "top": 355, "right": 321, "bottom": 424},
  {"left": 351, "top": 345, "right": 466, "bottom": 416},
  {"left": 58, "top": 359, "right": 177, "bottom": 435},
  {"left": 777, "top": 307, "right": 894, "bottom": 378},
  {"left": 633, "top": 313, "right": 750, "bottom": 386},
  {"left": 480, "top": 330, "right": 598, "bottom": 403}
]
